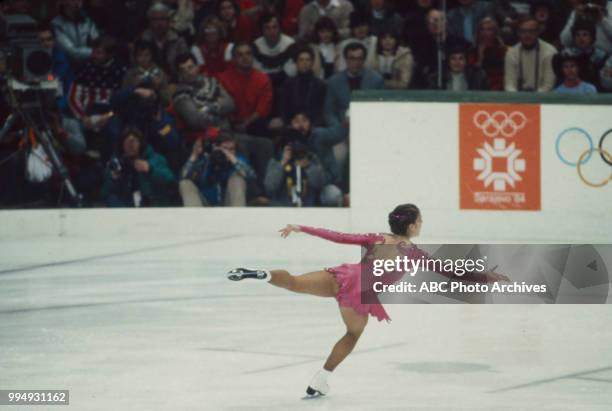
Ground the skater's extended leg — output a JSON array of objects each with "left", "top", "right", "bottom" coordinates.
[
  {"left": 269, "top": 270, "right": 339, "bottom": 298},
  {"left": 323, "top": 306, "right": 368, "bottom": 371}
]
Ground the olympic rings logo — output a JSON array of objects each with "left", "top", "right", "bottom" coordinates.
[
  {"left": 473, "top": 111, "right": 528, "bottom": 138},
  {"left": 555, "top": 128, "right": 612, "bottom": 188}
]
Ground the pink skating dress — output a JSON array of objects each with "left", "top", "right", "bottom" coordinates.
[{"left": 298, "top": 225, "right": 491, "bottom": 323}]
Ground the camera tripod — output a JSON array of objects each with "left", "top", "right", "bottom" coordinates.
[{"left": 0, "top": 79, "right": 83, "bottom": 207}]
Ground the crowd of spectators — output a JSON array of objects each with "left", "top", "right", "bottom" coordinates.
[{"left": 1, "top": 0, "right": 611, "bottom": 208}]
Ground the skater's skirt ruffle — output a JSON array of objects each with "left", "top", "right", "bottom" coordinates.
[{"left": 326, "top": 263, "right": 391, "bottom": 323}]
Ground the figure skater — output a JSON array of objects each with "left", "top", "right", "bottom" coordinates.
[{"left": 227, "top": 204, "right": 509, "bottom": 396}]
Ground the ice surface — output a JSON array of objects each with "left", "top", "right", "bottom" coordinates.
[{"left": 1, "top": 233, "right": 611, "bottom": 410}]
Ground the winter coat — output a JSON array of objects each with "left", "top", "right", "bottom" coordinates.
[
  {"left": 264, "top": 153, "right": 327, "bottom": 206},
  {"left": 100, "top": 145, "right": 176, "bottom": 206},
  {"left": 51, "top": 13, "right": 99, "bottom": 62},
  {"left": 367, "top": 47, "right": 415, "bottom": 89},
  {"left": 181, "top": 151, "right": 255, "bottom": 205}
]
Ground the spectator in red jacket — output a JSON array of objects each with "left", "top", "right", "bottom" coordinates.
[{"left": 218, "top": 42, "right": 274, "bottom": 137}]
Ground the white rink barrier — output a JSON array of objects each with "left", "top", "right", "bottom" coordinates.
[
  {"left": 1, "top": 92, "right": 611, "bottom": 243},
  {"left": 350, "top": 91, "right": 612, "bottom": 243}
]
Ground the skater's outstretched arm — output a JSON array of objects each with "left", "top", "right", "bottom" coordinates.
[
  {"left": 406, "top": 246, "right": 510, "bottom": 284},
  {"left": 279, "top": 224, "right": 383, "bottom": 246}
]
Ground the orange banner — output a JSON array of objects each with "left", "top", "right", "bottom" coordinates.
[{"left": 459, "top": 104, "right": 541, "bottom": 211}]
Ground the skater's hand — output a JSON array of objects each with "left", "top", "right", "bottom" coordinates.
[{"left": 279, "top": 224, "right": 301, "bottom": 238}]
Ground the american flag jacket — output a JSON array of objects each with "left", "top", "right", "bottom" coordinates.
[{"left": 68, "top": 58, "right": 127, "bottom": 119}]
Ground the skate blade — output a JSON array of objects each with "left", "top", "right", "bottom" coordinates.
[
  {"left": 227, "top": 268, "right": 248, "bottom": 281},
  {"left": 302, "top": 386, "right": 326, "bottom": 399},
  {"left": 227, "top": 268, "right": 266, "bottom": 281},
  {"left": 227, "top": 272, "right": 242, "bottom": 281},
  {"left": 301, "top": 393, "right": 326, "bottom": 400}
]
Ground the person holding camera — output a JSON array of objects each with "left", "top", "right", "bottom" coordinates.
[
  {"left": 122, "top": 41, "right": 170, "bottom": 104},
  {"left": 179, "top": 133, "right": 255, "bottom": 207},
  {"left": 113, "top": 48, "right": 181, "bottom": 171},
  {"left": 561, "top": 0, "right": 612, "bottom": 54},
  {"left": 566, "top": 18, "right": 609, "bottom": 89},
  {"left": 100, "top": 127, "right": 176, "bottom": 207},
  {"left": 264, "top": 114, "right": 343, "bottom": 207},
  {"left": 109, "top": 83, "right": 183, "bottom": 175}
]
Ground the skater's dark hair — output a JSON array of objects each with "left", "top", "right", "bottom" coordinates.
[{"left": 388, "top": 204, "right": 420, "bottom": 235}]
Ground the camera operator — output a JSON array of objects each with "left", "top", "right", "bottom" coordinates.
[
  {"left": 34, "top": 24, "right": 88, "bottom": 158},
  {"left": 100, "top": 127, "right": 176, "bottom": 207},
  {"left": 561, "top": 0, "right": 612, "bottom": 53},
  {"left": 264, "top": 114, "right": 343, "bottom": 207},
  {"left": 38, "top": 24, "right": 74, "bottom": 116},
  {"left": 179, "top": 133, "right": 255, "bottom": 207}
]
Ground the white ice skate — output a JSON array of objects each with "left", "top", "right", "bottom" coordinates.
[
  {"left": 227, "top": 268, "right": 269, "bottom": 281},
  {"left": 306, "top": 370, "right": 330, "bottom": 396}
]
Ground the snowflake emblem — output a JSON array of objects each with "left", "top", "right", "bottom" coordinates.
[{"left": 473, "top": 138, "right": 526, "bottom": 192}]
